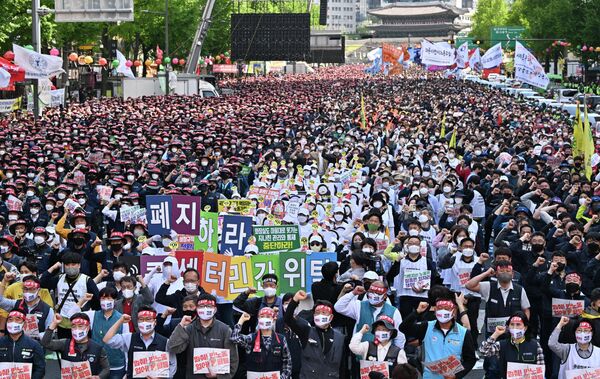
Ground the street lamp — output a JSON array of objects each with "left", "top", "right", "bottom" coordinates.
[{"left": 142, "top": 0, "right": 170, "bottom": 95}]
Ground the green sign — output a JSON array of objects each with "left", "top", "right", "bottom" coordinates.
[
  {"left": 253, "top": 225, "right": 300, "bottom": 252},
  {"left": 194, "top": 211, "right": 219, "bottom": 252},
  {"left": 278, "top": 252, "right": 307, "bottom": 294},
  {"left": 490, "top": 26, "right": 526, "bottom": 50},
  {"left": 455, "top": 37, "right": 477, "bottom": 50},
  {"left": 251, "top": 253, "right": 280, "bottom": 297}
]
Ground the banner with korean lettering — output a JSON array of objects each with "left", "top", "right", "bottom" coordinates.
[
  {"left": 421, "top": 40, "right": 455, "bottom": 66},
  {"left": 175, "top": 251, "right": 204, "bottom": 273},
  {"left": 60, "top": 360, "right": 92, "bottom": 379},
  {"left": 251, "top": 253, "right": 280, "bottom": 296},
  {"left": 253, "top": 225, "right": 300, "bottom": 252},
  {"left": 305, "top": 252, "right": 335, "bottom": 291},
  {"left": 424, "top": 355, "right": 464, "bottom": 377},
  {"left": 220, "top": 215, "right": 253, "bottom": 256},
  {"left": 193, "top": 348, "right": 230, "bottom": 374},
  {"left": 201, "top": 253, "right": 231, "bottom": 297},
  {"left": 218, "top": 199, "right": 256, "bottom": 216},
  {"left": 481, "top": 43, "right": 503, "bottom": 69},
  {"left": 195, "top": 211, "right": 219, "bottom": 253},
  {"left": 506, "top": 362, "right": 544, "bottom": 379},
  {"left": 248, "top": 187, "right": 280, "bottom": 209},
  {"left": 456, "top": 42, "right": 469, "bottom": 69},
  {"left": 279, "top": 252, "right": 306, "bottom": 294},
  {"left": 469, "top": 48, "right": 481, "bottom": 71},
  {"left": 227, "top": 256, "right": 254, "bottom": 300},
  {"left": 514, "top": 41, "right": 549, "bottom": 89},
  {"left": 551, "top": 298, "right": 584, "bottom": 317},
  {"left": 171, "top": 195, "right": 201, "bottom": 235},
  {"left": 566, "top": 367, "right": 600, "bottom": 379},
  {"left": 176, "top": 235, "right": 196, "bottom": 251},
  {"left": 132, "top": 351, "right": 169, "bottom": 378},
  {"left": 247, "top": 372, "right": 280, "bottom": 379},
  {"left": 359, "top": 360, "right": 389, "bottom": 379},
  {"left": 146, "top": 195, "right": 173, "bottom": 235},
  {"left": 0, "top": 362, "right": 32, "bottom": 379}
]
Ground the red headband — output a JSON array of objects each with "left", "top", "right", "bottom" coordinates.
[
  {"left": 579, "top": 321, "right": 592, "bottom": 329},
  {"left": 197, "top": 299, "right": 216, "bottom": 307},
  {"left": 258, "top": 307, "right": 275, "bottom": 317},
  {"left": 369, "top": 285, "right": 387, "bottom": 295},
  {"left": 23, "top": 280, "right": 40, "bottom": 289},
  {"left": 8, "top": 311, "right": 24, "bottom": 320},
  {"left": 497, "top": 265, "right": 513, "bottom": 271},
  {"left": 71, "top": 318, "right": 90, "bottom": 326},
  {"left": 315, "top": 304, "right": 333, "bottom": 314},
  {"left": 376, "top": 314, "right": 395, "bottom": 326},
  {"left": 511, "top": 316, "right": 523, "bottom": 324},
  {"left": 436, "top": 300, "right": 455, "bottom": 309},
  {"left": 137, "top": 310, "right": 157, "bottom": 319}
]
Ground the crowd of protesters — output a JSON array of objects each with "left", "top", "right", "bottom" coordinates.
[{"left": 0, "top": 64, "right": 598, "bottom": 379}]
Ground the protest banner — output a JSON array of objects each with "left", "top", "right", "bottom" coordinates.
[
  {"left": 506, "top": 362, "right": 544, "bottom": 379},
  {"left": 23, "top": 314, "right": 39, "bottom": 339},
  {"left": 0, "top": 362, "right": 32, "bottom": 379},
  {"left": 253, "top": 225, "right": 300, "bottom": 252},
  {"left": 424, "top": 355, "right": 464, "bottom": 377},
  {"left": 132, "top": 351, "right": 170, "bottom": 378},
  {"left": 359, "top": 360, "right": 389, "bottom": 379},
  {"left": 132, "top": 208, "right": 147, "bottom": 224},
  {"left": 227, "top": 256, "right": 254, "bottom": 300},
  {"left": 63, "top": 198, "right": 80, "bottom": 214},
  {"left": 175, "top": 251, "right": 204, "bottom": 273},
  {"left": 487, "top": 317, "right": 509, "bottom": 333},
  {"left": 284, "top": 197, "right": 301, "bottom": 222},
  {"left": 421, "top": 40, "right": 455, "bottom": 66},
  {"left": 403, "top": 269, "right": 431, "bottom": 290},
  {"left": 220, "top": 215, "right": 253, "bottom": 256},
  {"left": 306, "top": 252, "right": 336, "bottom": 291},
  {"left": 97, "top": 185, "right": 113, "bottom": 201},
  {"left": 457, "top": 268, "right": 471, "bottom": 286},
  {"left": 481, "top": 43, "right": 503, "bottom": 69},
  {"left": 146, "top": 195, "right": 173, "bottom": 235},
  {"left": 176, "top": 235, "right": 196, "bottom": 251},
  {"left": 514, "top": 41, "right": 549, "bottom": 89},
  {"left": 552, "top": 298, "right": 584, "bottom": 317},
  {"left": 171, "top": 195, "right": 201, "bottom": 235},
  {"left": 140, "top": 255, "right": 169, "bottom": 276},
  {"left": 218, "top": 199, "right": 256, "bottom": 216},
  {"left": 247, "top": 372, "right": 280, "bottom": 379},
  {"left": 60, "top": 360, "right": 92, "bottom": 379},
  {"left": 565, "top": 367, "right": 600, "bottom": 379},
  {"left": 195, "top": 211, "right": 219, "bottom": 252},
  {"left": 0, "top": 98, "right": 22, "bottom": 113},
  {"left": 6, "top": 195, "right": 23, "bottom": 212},
  {"left": 201, "top": 253, "right": 231, "bottom": 297},
  {"left": 251, "top": 253, "right": 280, "bottom": 295},
  {"left": 193, "top": 348, "right": 230, "bottom": 374},
  {"left": 120, "top": 205, "right": 141, "bottom": 223},
  {"left": 248, "top": 187, "right": 280, "bottom": 209},
  {"left": 72, "top": 170, "right": 86, "bottom": 186},
  {"left": 279, "top": 252, "right": 306, "bottom": 294},
  {"left": 121, "top": 256, "right": 141, "bottom": 276}
]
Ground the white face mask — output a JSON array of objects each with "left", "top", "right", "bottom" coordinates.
[
  {"left": 138, "top": 321, "right": 155, "bottom": 334},
  {"left": 184, "top": 282, "right": 198, "bottom": 294},
  {"left": 375, "top": 330, "right": 391, "bottom": 342},
  {"left": 407, "top": 245, "right": 420, "bottom": 254},
  {"left": 57, "top": 193, "right": 67, "bottom": 200},
  {"left": 408, "top": 229, "right": 419, "bottom": 237},
  {"left": 23, "top": 290, "right": 38, "bottom": 302},
  {"left": 122, "top": 289, "right": 134, "bottom": 299},
  {"left": 435, "top": 310, "right": 453, "bottom": 324},
  {"left": 100, "top": 299, "right": 114, "bottom": 311},
  {"left": 26, "top": 191, "right": 34, "bottom": 197},
  {"left": 367, "top": 292, "right": 385, "bottom": 306},
  {"left": 30, "top": 208, "right": 39, "bottom": 215},
  {"left": 462, "top": 248, "right": 474, "bottom": 257},
  {"left": 314, "top": 315, "right": 331, "bottom": 328},
  {"left": 47, "top": 180, "right": 55, "bottom": 187},
  {"left": 197, "top": 307, "right": 216, "bottom": 320},
  {"left": 509, "top": 328, "right": 525, "bottom": 340},
  {"left": 34, "top": 236, "right": 45, "bottom": 245},
  {"left": 263, "top": 287, "right": 277, "bottom": 297},
  {"left": 6, "top": 322, "right": 23, "bottom": 334},
  {"left": 113, "top": 271, "right": 126, "bottom": 282},
  {"left": 77, "top": 198, "right": 86, "bottom": 205},
  {"left": 576, "top": 331, "right": 592, "bottom": 344},
  {"left": 372, "top": 201, "right": 384, "bottom": 208},
  {"left": 127, "top": 175, "right": 135, "bottom": 182},
  {"left": 72, "top": 328, "right": 88, "bottom": 341},
  {"left": 75, "top": 223, "right": 86, "bottom": 230},
  {"left": 45, "top": 204, "right": 54, "bottom": 211},
  {"left": 258, "top": 317, "right": 273, "bottom": 330},
  {"left": 443, "top": 186, "right": 452, "bottom": 193}
]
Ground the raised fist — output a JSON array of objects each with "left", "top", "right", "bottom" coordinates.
[
  {"left": 294, "top": 290, "right": 307, "bottom": 302},
  {"left": 416, "top": 302, "right": 429, "bottom": 314},
  {"left": 180, "top": 315, "right": 193, "bottom": 327},
  {"left": 352, "top": 286, "right": 366, "bottom": 296}
]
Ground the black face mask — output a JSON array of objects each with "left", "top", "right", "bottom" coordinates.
[
  {"left": 111, "top": 244, "right": 123, "bottom": 251},
  {"left": 183, "top": 310, "right": 196, "bottom": 318},
  {"left": 73, "top": 237, "right": 86, "bottom": 246},
  {"left": 565, "top": 282, "right": 580, "bottom": 294},
  {"left": 589, "top": 243, "right": 600, "bottom": 254},
  {"left": 556, "top": 262, "right": 566, "bottom": 272},
  {"left": 531, "top": 244, "right": 545, "bottom": 253}
]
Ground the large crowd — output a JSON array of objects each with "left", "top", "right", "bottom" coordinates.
[{"left": 0, "top": 64, "right": 597, "bottom": 379}]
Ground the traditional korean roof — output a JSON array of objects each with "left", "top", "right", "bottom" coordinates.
[{"left": 368, "top": 1, "right": 467, "bottom": 18}]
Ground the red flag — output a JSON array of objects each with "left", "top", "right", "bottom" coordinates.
[
  {"left": 382, "top": 43, "right": 401, "bottom": 64},
  {"left": 402, "top": 45, "right": 410, "bottom": 62},
  {"left": 0, "top": 57, "right": 25, "bottom": 91}
]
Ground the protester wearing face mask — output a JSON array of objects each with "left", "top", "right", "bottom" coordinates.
[
  {"left": 87, "top": 232, "right": 133, "bottom": 277},
  {"left": 337, "top": 250, "right": 370, "bottom": 283},
  {"left": 551, "top": 317, "right": 600, "bottom": 379},
  {"left": 0, "top": 308, "right": 45, "bottom": 378},
  {"left": 62, "top": 227, "right": 102, "bottom": 277},
  {"left": 233, "top": 274, "right": 281, "bottom": 332},
  {"left": 40, "top": 252, "right": 99, "bottom": 338},
  {"left": 480, "top": 312, "right": 544, "bottom": 378},
  {"left": 400, "top": 298, "right": 476, "bottom": 379},
  {"left": 308, "top": 234, "right": 327, "bottom": 252},
  {"left": 72, "top": 287, "right": 126, "bottom": 378},
  {"left": 285, "top": 291, "right": 345, "bottom": 378},
  {"left": 335, "top": 280, "right": 405, "bottom": 348},
  {"left": 42, "top": 312, "right": 109, "bottom": 379},
  {"left": 27, "top": 227, "right": 55, "bottom": 273},
  {"left": 114, "top": 275, "right": 153, "bottom": 333},
  {"left": 0, "top": 234, "right": 22, "bottom": 269},
  {"left": 350, "top": 315, "right": 407, "bottom": 370},
  {"left": 26, "top": 199, "right": 49, "bottom": 229},
  {"left": 156, "top": 268, "right": 206, "bottom": 319},
  {"left": 103, "top": 306, "right": 177, "bottom": 378},
  {"left": 0, "top": 274, "right": 53, "bottom": 340}
]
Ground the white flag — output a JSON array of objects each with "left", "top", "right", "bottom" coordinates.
[
  {"left": 421, "top": 40, "right": 455, "bottom": 66},
  {"left": 481, "top": 43, "right": 503, "bottom": 69},
  {"left": 514, "top": 41, "right": 549, "bottom": 89},
  {"left": 0, "top": 67, "right": 9, "bottom": 88},
  {"left": 455, "top": 43, "right": 469, "bottom": 69},
  {"left": 116, "top": 50, "right": 135, "bottom": 79},
  {"left": 469, "top": 48, "right": 481, "bottom": 71},
  {"left": 13, "top": 44, "right": 64, "bottom": 79}
]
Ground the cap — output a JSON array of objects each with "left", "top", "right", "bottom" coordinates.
[{"left": 363, "top": 271, "right": 379, "bottom": 281}]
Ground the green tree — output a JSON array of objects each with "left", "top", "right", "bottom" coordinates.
[{"left": 469, "top": 0, "right": 508, "bottom": 48}]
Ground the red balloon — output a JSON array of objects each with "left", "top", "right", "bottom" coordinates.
[
  {"left": 133, "top": 60, "right": 141, "bottom": 67},
  {"left": 3, "top": 51, "right": 14, "bottom": 61},
  {"left": 179, "top": 59, "right": 185, "bottom": 66},
  {"left": 98, "top": 57, "right": 108, "bottom": 66},
  {"left": 155, "top": 58, "right": 162, "bottom": 65}
]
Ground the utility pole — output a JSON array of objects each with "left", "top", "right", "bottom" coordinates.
[
  {"left": 32, "top": 0, "right": 40, "bottom": 120},
  {"left": 165, "top": 0, "right": 170, "bottom": 95}
]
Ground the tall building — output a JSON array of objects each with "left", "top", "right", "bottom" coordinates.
[{"left": 326, "top": 0, "right": 359, "bottom": 33}]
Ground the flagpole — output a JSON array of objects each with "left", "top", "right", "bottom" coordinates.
[{"left": 31, "top": 0, "right": 40, "bottom": 120}]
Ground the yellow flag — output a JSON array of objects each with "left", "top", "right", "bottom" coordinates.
[
  {"left": 449, "top": 127, "right": 457, "bottom": 149},
  {"left": 583, "top": 104, "right": 594, "bottom": 180},
  {"left": 573, "top": 102, "right": 584, "bottom": 157},
  {"left": 360, "top": 93, "right": 367, "bottom": 130},
  {"left": 440, "top": 113, "right": 446, "bottom": 138}
]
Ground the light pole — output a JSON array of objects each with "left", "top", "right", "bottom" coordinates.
[{"left": 142, "top": 0, "right": 170, "bottom": 95}]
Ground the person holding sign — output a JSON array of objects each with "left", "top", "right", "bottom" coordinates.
[
  {"left": 0, "top": 273, "right": 53, "bottom": 340},
  {"left": 102, "top": 305, "right": 177, "bottom": 378},
  {"left": 41, "top": 312, "right": 109, "bottom": 379},
  {"left": 399, "top": 299, "right": 476, "bottom": 379},
  {"left": 231, "top": 308, "right": 292, "bottom": 379},
  {"left": 550, "top": 316, "right": 600, "bottom": 379},
  {"left": 284, "top": 290, "right": 345, "bottom": 378},
  {"left": 479, "top": 312, "right": 544, "bottom": 379},
  {"left": 167, "top": 294, "right": 239, "bottom": 379},
  {"left": 349, "top": 315, "right": 407, "bottom": 370},
  {"left": 0, "top": 308, "right": 45, "bottom": 379}
]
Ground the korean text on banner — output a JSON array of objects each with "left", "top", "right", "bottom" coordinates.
[
  {"left": 247, "top": 372, "right": 280, "bottom": 379},
  {"left": 481, "top": 43, "right": 503, "bottom": 69},
  {"left": 0, "top": 98, "right": 22, "bottom": 113},
  {"left": 506, "top": 362, "right": 544, "bottom": 379},
  {"left": 565, "top": 367, "right": 600, "bottom": 379},
  {"left": 193, "top": 348, "right": 231, "bottom": 374},
  {"left": 132, "top": 351, "right": 170, "bottom": 378},
  {"left": 23, "top": 314, "right": 39, "bottom": 339},
  {"left": 13, "top": 44, "right": 65, "bottom": 79},
  {"left": 253, "top": 225, "right": 300, "bottom": 252},
  {"left": 146, "top": 195, "right": 173, "bottom": 235},
  {"left": 220, "top": 215, "right": 253, "bottom": 256},
  {"left": 279, "top": 252, "right": 306, "bottom": 294},
  {"left": 421, "top": 40, "right": 455, "bottom": 66},
  {"left": 60, "top": 360, "right": 92, "bottom": 379},
  {"left": 424, "top": 355, "right": 464, "bottom": 376},
  {"left": 514, "top": 41, "right": 550, "bottom": 89},
  {"left": 218, "top": 199, "right": 256, "bottom": 215},
  {"left": 0, "top": 362, "right": 32, "bottom": 379},
  {"left": 306, "top": 252, "right": 335, "bottom": 291},
  {"left": 195, "top": 211, "right": 219, "bottom": 252},
  {"left": 201, "top": 253, "right": 231, "bottom": 297},
  {"left": 469, "top": 48, "right": 481, "bottom": 71},
  {"left": 551, "top": 298, "right": 584, "bottom": 317},
  {"left": 359, "top": 360, "right": 390, "bottom": 379},
  {"left": 487, "top": 317, "right": 509, "bottom": 333},
  {"left": 171, "top": 195, "right": 201, "bottom": 235},
  {"left": 227, "top": 256, "right": 254, "bottom": 300},
  {"left": 455, "top": 42, "right": 469, "bottom": 69},
  {"left": 403, "top": 270, "right": 431, "bottom": 290},
  {"left": 251, "top": 254, "right": 280, "bottom": 296}
]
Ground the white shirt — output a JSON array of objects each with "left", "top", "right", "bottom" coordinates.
[{"left": 349, "top": 332, "right": 408, "bottom": 364}]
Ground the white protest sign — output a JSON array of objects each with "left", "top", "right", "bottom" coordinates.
[
  {"left": 60, "top": 360, "right": 92, "bottom": 379},
  {"left": 424, "top": 355, "right": 464, "bottom": 376},
  {"left": 421, "top": 40, "right": 455, "bottom": 66},
  {"left": 456, "top": 42, "right": 469, "bottom": 69},
  {"left": 514, "top": 41, "right": 549, "bottom": 89},
  {"left": 359, "top": 360, "right": 390, "bottom": 379},
  {"left": 403, "top": 269, "right": 431, "bottom": 290},
  {"left": 552, "top": 298, "right": 584, "bottom": 317},
  {"left": 247, "top": 372, "right": 280, "bottom": 379},
  {"left": 193, "top": 348, "right": 230, "bottom": 374},
  {"left": 506, "top": 362, "right": 544, "bottom": 379},
  {"left": 0, "top": 362, "right": 32, "bottom": 379},
  {"left": 487, "top": 317, "right": 509, "bottom": 333},
  {"left": 566, "top": 367, "right": 600, "bottom": 379},
  {"left": 481, "top": 43, "right": 503, "bottom": 69},
  {"left": 132, "top": 351, "right": 170, "bottom": 378},
  {"left": 120, "top": 205, "right": 141, "bottom": 223},
  {"left": 23, "top": 314, "right": 39, "bottom": 339}
]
